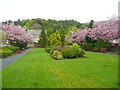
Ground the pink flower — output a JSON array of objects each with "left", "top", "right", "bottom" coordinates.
[
  {"left": 69, "top": 16, "right": 119, "bottom": 43},
  {"left": 1, "top": 23, "right": 33, "bottom": 43}
]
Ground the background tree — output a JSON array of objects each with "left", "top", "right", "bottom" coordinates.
[
  {"left": 88, "top": 20, "right": 94, "bottom": 28},
  {"left": 1, "top": 24, "right": 33, "bottom": 49},
  {"left": 39, "top": 29, "right": 46, "bottom": 48},
  {"left": 46, "top": 28, "right": 54, "bottom": 38},
  {"left": 68, "top": 17, "right": 118, "bottom": 43}
]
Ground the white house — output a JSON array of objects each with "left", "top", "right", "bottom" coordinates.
[
  {"left": 110, "top": 39, "right": 120, "bottom": 46},
  {"left": 28, "top": 30, "right": 42, "bottom": 42}
]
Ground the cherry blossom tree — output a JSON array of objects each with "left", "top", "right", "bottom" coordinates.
[
  {"left": 0, "top": 23, "right": 33, "bottom": 43},
  {"left": 68, "top": 16, "right": 119, "bottom": 43}
]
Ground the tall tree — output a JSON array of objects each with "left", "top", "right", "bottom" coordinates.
[
  {"left": 39, "top": 29, "right": 46, "bottom": 48},
  {"left": 88, "top": 20, "right": 94, "bottom": 28}
]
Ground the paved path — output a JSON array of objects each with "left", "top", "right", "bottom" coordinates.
[{"left": 1, "top": 48, "right": 32, "bottom": 70}]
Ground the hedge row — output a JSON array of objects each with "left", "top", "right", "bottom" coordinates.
[
  {"left": 45, "top": 43, "right": 85, "bottom": 60},
  {"left": 0, "top": 46, "right": 20, "bottom": 58}
]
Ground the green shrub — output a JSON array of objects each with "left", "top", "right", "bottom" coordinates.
[
  {"left": 110, "top": 46, "right": 118, "bottom": 52},
  {"left": 15, "top": 46, "right": 20, "bottom": 51},
  {"left": 106, "top": 42, "right": 113, "bottom": 51},
  {"left": 64, "top": 42, "right": 73, "bottom": 45},
  {"left": 50, "top": 45, "right": 70, "bottom": 55},
  {"left": 94, "top": 39, "right": 106, "bottom": 48},
  {"left": 79, "top": 49, "right": 85, "bottom": 57},
  {"left": 4, "top": 46, "right": 19, "bottom": 53},
  {"left": 61, "top": 43, "right": 85, "bottom": 58},
  {"left": 48, "top": 32, "right": 62, "bottom": 47},
  {"left": 80, "top": 43, "right": 94, "bottom": 51},
  {"left": 0, "top": 48, "right": 13, "bottom": 58},
  {"left": 45, "top": 47, "right": 51, "bottom": 53},
  {"left": 52, "top": 50, "right": 63, "bottom": 60},
  {"left": 10, "top": 41, "right": 27, "bottom": 50},
  {"left": 61, "top": 47, "right": 75, "bottom": 58}
]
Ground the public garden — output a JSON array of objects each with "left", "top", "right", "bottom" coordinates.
[{"left": 0, "top": 16, "right": 119, "bottom": 88}]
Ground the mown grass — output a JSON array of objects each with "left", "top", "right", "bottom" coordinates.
[{"left": 2, "top": 48, "right": 118, "bottom": 88}]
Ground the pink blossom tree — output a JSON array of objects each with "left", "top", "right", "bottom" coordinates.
[
  {"left": 0, "top": 23, "right": 33, "bottom": 49},
  {"left": 68, "top": 17, "right": 119, "bottom": 43},
  {"left": 0, "top": 24, "right": 33, "bottom": 43}
]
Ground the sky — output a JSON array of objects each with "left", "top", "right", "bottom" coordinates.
[{"left": 0, "top": 0, "right": 119, "bottom": 23}]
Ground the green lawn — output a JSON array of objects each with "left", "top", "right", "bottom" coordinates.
[{"left": 2, "top": 48, "right": 118, "bottom": 88}]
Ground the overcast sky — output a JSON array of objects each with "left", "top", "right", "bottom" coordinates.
[{"left": 0, "top": 0, "right": 119, "bottom": 23}]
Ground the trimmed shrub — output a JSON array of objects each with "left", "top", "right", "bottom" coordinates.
[
  {"left": 0, "top": 48, "right": 13, "bottom": 58},
  {"left": 79, "top": 49, "right": 85, "bottom": 57},
  {"left": 80, "top": 43, "right": 94, "bottom": 51},
  {"left": 4, "top": 46, "right": 19, "bottom": 53},
  {"left": 106, "top": 42, "right": 113, "bottom": 51},
  {"left": 10, "top": 41, "right": 27, "bottom": 50},
  {"left": 61, "top": 47, "right": 75, "bottom": 58},
  {"left": 45, "top": 47, "right": 52, "bottom": 53},
  {"left": 52, "top": 50, "right": 63, "bottom": 60},
  {"left": 64, "top": 42, "right": 73, "bottom": 45},
  {"left": 94, "top": 39, "right": 106, "bottom": 48},
  {"left": 50, "top": 45, "right": 70, "bottom": 55},
  {"left": 0, "top": 46, "right": 20, "bottom": 58},
  {"left": 61, "top": 43, "right": 85, "bottom": 58}
]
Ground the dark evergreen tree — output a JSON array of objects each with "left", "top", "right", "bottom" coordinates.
[
  {"left": 39, "top": 29, "right": 46, "bottom": 48},
  {"left": 88, "top": 20, "right": 94, "bottom": 28}
]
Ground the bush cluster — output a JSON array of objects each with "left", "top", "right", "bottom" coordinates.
[
  {"left": 45, "top": 43, "right": 85, "bottom": 60},
  {"left": 80, "top": 38, "right": 113, "bottom": 52},
  {"left": 5, "top": 46, "right": 19, "bottom": 53},
  {"left": 52, "top": 50, "right": 63, "bottom": 60},
  {"left": 50, "top": 45, "right": 70, "bottom": 55},
  {"left": 61, "top": 43, "right": 85, "bottom": 58},
  {"left": 80, "top": 43, "right": 94, "bottom": 51},
  {"left": 10, "top": 41, "right": 27, "bottom": 50},
  {"left": 0, "top": 46, "right": 20, "bottom": 58},
  {"left": 45, "top": 47, "right": 52, "bottom": 53},
  {"left": 0, "top": 47, "right": 12, "bottom": 58}
]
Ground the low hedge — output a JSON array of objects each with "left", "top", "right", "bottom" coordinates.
[
  {"left": 0, "top": 46, "right": 20, "bottom": 58},
  {"left": 52, "top": 50, "right": 63, "bottom": 60},
  {"left": 61, "top": 43, "right": 85, "bottom": 58},
  {"left": 49, "top": 43, "right": 85, "bottom": 60},
  {"left": 45, "top": 47, "right": 52, "bottom": 53},
  {"left": 80, "top": 43, "right": 94, "bottom": 51},
  {"left": 4, "top": 46, "right": 19, "bottom": 53},
  {"left": 0, "top": 48, "right": 13, "bottom": 58},
  {"left": 50, "top": 45, "right": 70, "bottom": 55}
]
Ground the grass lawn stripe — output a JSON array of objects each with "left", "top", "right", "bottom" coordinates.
[{"left": 2, "top": 48, "right": 118, "bottom": 88}]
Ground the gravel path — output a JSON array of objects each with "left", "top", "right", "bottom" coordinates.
[{"left": 1, "top": 48, "right": 32, "bottom": 70}]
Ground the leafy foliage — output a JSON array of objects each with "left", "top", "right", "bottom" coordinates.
[
  {"left": 88, "top": 20, "right": 94, "bottom": 28},
  {"left": 80, "top": 43, "right": 94, "bottom": 51},
  {"left": 0, "top": 47, "right": 13, "bottom": 58},
  {"left": 39, "top": 29, "right": 46, "bottom": 48},
  {"left": 45, "top": 47, "right": 52, "bottom": 53},
  {"left": 52, "top": 50, "right": 63, "bottom": 60},
  {"left": 50, "top": 45, "right": 70, "bottom": 55},
  {"left": 4, "top": 46, "right": 19, "bottom": 53},
  {"left": 61, "top": 43, "right": 85, "bottom": 58},
  {"left": 49, "top": 32, "right": 62, "bottom": 47}
]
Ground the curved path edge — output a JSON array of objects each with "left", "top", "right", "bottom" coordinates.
[{"left": 1, "top": 48, "right": 32, "bottom": 70}]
